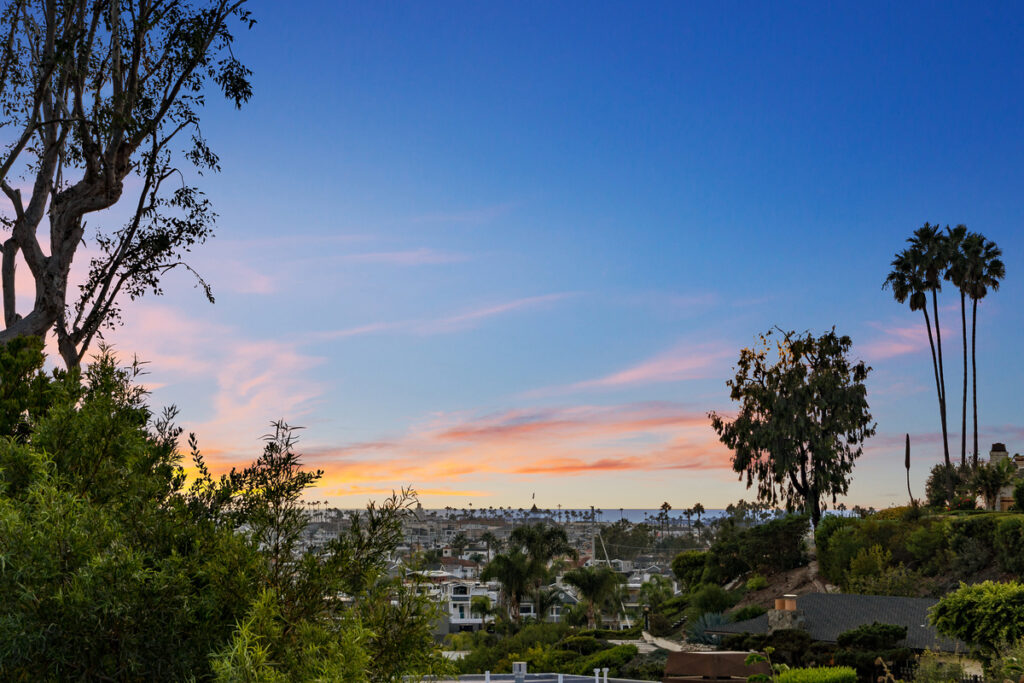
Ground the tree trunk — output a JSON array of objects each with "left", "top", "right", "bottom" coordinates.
[
  {"left": 972, "top": 297, "right": 979, "bottom": 466},
  {"left": 932, "top": 289, "right": 950, "bottom": 466},
  {"left": 922, "top": 307, "right": 949, "bottom": 468},
  {"left": 960, "top": 290, "right": 968, "bottom": 466}
]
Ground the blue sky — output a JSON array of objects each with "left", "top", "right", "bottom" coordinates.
[{"left": 105, "top": 1, "right": 1024, "bottom": 509}]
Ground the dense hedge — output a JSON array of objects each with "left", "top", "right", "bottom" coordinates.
[
  {"left": 675, "top": 514, "right": 809, "bottom": 586},
  {"left": 815, "top": 511, "right": 1024, "bottom": 592},
  {"left": 778, "top": 666, "right": 857, "bottom": 683}
]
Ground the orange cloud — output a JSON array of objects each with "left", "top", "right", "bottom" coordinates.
[{"left": 297, "top": 402, "right": 735, "bottom": 500}]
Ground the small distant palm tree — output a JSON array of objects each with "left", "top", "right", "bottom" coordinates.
[
  {"left": 974, "top": 458, "right": 1016, "bottom": 510},
  {"left": 481, "top": 549, "right": 531, "bottom": 623},
  {"left": 564, "top": 565, "right": 622, "bottom": 629}
]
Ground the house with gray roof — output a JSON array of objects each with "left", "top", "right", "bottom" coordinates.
[{"left": 708, "top": 593, "right": 965, "bottom": 653}]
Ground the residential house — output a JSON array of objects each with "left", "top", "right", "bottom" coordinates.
[{"left": 708, "top": 593, "right": 964, "bottom": 653}]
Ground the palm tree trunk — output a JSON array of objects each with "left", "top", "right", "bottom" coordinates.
[
  {"left": 972, "top": 297, "right": 979, "bottom": 466},
  {"left": 922, "top": 307, "right": 950, "bottom": 467},
  {"left": 932, "top": 290, "right": 950, "bottom": 466},
  {"left": 960, "top": 290, "right": 968, "bottom": 466}
]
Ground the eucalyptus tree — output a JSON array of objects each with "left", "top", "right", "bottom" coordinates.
[
  {"left": 960, "top": 232, "right": 1005, "bottom": 464},
  {"left": 709, "top": 328, "right": 875, "bottom": 526},
  {"left": 0, "top": 0, "right": 253, "bottom": 368}
]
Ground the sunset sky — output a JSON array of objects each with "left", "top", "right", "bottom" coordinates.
[{"left": 98, "top": 1, "right": 1024, "bottom": 510}]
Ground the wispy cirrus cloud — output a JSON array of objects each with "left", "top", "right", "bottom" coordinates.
[
  {"left": 344, "top": 247, "right": 470, "bottom": 266},
  {"left": 313, "top": 292, "right": 576, "bottom": 341},
  {"left": 411, "top": 201, "right": 518, "bottom": 225},
  {"left": 527, "top": 342, "right": 734, "bottom": 397}
]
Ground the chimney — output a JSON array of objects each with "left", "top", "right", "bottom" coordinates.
[
  {"left": 768, "top": 594, "right": 806, "bottom": 633},
  {"left": 991, "top": 443, "right": 1009, "bottom": 463}
]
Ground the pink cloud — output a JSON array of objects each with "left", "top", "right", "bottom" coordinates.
[
  {"left": 860, "top": 321, "right": 929, "bottom": 360},
  {"left": 300, "top": 402, "right": 734, "bottom": 494}
]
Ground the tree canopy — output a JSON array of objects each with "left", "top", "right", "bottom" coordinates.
[
  {"left": 709, "top": 328, "right": 875, "bottom": 526},
  {"left": 0, "top": 0, "right": 254, "bottom": 367},
  {"left": 0, "top": 343, "right": 447, "bottom": 681}
]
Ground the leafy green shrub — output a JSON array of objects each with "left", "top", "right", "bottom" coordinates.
[
  {"left": 742, "top": 514, "right": 810, "bottom": 573},
  {"left": 672, "top": 550, "right": 708, "bottom": 590},
  {"left": 746, "top": 574, "right": 769, "bottom": 591},
  {"left": 815, "top": 516, "right": 861, "bottom": 585},
  {"left": 702, "top": 521, "right": 750, "bottom": 584},
  {"left": 948, "top": 515, "right": 998, "bottom": 576},
  {"left": 871, "top": 506, "right": 914, "bottom": 520},
  {"left": 914, "top": 650, "right": 965, "bottom": 683},
  {"left": 995, "top": 516, "right": 1024, "bottom": 574},
  {"left": 648, "top": 612, "right": 674, "bottom": 637},
  {"left": 845, "top": 562, "right": 926, "bottom": 597},
  {"left": 905, "top": 520, "right": 950, "bottom": 575},
  {"left": 692, "top": 584, "right": 737, "bottom": 615},
  {"left": 730, "top": 605, "right": 767, "bottom": 622},
  {"left": 561, "top": 635, "right": 604, "bottom": 655},
  {"left": 930, "top": 580, "right": 1024, "bottom": 659},
  {"left": 847, "top": 544, "right": 890, "bottom": 581},
  {"left": 571, "top": 644, "right": 638, "bottom": 676},
  {"left": 926, "top": 463, "right": 974, "bottom": 508},
  {"left": 832, "top": 622, "right": 912, "bottom": 681},
  {"left": 777, "top": 666, "right": 857, "bottom": 683},
  {"left": 1014, "top": 482, "right": 1024, "bottom": 513}
]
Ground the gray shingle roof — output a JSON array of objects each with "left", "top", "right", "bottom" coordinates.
[{"left": 708, "top": 593, "right": 964, "bottom": 653}]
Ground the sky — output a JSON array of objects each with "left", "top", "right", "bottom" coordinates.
[{"left": 58, "top": 1, "right": 1024, "bottom": 510}]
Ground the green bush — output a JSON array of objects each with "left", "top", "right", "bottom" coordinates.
[
  {"left": 742, "top": 514, "right": 810, "bottom": 573},
  {"left": 692, "top": 584, "right": 737, "bottom": 615},
  {"left": 914, "top": 650, "right": 965, "bottom": 683},
  {"left": 777, "top": 666, "right": 857, "bottom": 683},
  {"left": 815, "top": 516, "right": 861, "bottom": 585},
  {"left": 948, "top": 515, "right": 998, "bottom": 576},
  {"left": 845, "top": 563, "right": 926, "bottom": 597},
  {"left": 833, "top": 622, "right": 912, "bottom": 681},
  {"left": 571, "top": 644, "right": 638, "bottom": 676},
  {"left": 746, "top": 574, "right": 769, "bottom": 591},
  {"left": 672, "top": 550, "right": 707, "bottom": 590},
  {"left": 905, "top": 520, "right": 950, "bottom": 575},
  {"left": 561, "top": 635, "right": 604, "bottom": 655},
  {"left": 995, "top": 516, "right": 1024, "bottom": 575},
  {"left": 1014, "top": 483, "right": 1024, "bottom": 513},
  {"left": 930, "top": 580, "right": 1024, "bottom": 659}
]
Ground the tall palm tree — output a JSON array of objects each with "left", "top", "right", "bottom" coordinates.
[
  {"left": 944, "top": 224, "right": 970, "bottom": 466},
  {"left": 961, "top": 233, "right": 1006, "bottom": 464},
  {"left": 884, "top": 228, "right": 951, "bottom": 467},
  {"left": 563, "top": 565, "right": 622, "bottom": 629},
  {"left": 911, "top": 224, "right": 952, "bottom": 465},
  {"left": 481, "top": 549, "right": 531, "bottom": 623}
]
